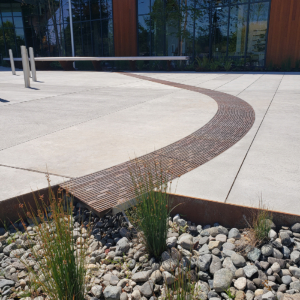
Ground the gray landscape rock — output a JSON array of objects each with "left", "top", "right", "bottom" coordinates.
[
  {"left": 3, "top": 243, "right": 17, "bottom": 256},
  {"left": 282, "top": 246, "right": 291, "bottom": 259},
  {"left": 243, "top": 265, "right": 258, "bottom": 278},
  {"left": 223, "top": 257, "right": 237, "bottom": 275},
  {"left": 139, "top": 280, "right": 154, "bottom": 297},
  {"left": 166, "top": 237, "right": 177, "bottom": 248},
  {"left": 120, "top": 292, "right": 128, "bottom": 300},
  {"left": 197, "top": 254, "right": 212, "bottom": 271},
  {"left": 162, "top": 258, "right": 178, "bottom": 272},
  {"left": 178, "top": 233, "right": 194, "bottom": 250},
  {"left": 261, "top": 244, "right": 273, "bottom": 257},
  {"left": 223, "top": 249, "right": 236, "bottom": 257},
  {"left": 116, "top": 238, "right": 130, "bottom": 255},
  {"left": 271, "top": 262, "right": 281, "bottom": 273},
  {"left": 223, "top": 242, "right": 235, "bottom": 251},
  {"left": 162, "top": 271, "right": 175, "bottom": 285},
  {"left": 262, "top": 291, "right": 276, "bottom": 300},
  {"left": 199, "top": 244, "right": 210, "bottom": 255},
  {"left": 132, "top": 271, "right": 151, "bottom": 282},
  {"left": 269, "top": 229, "right": 278, "bottom": 240},
  {"left": 280, "top": 232, "right": 292, "bottom": 246},
  {"left": 103, "top": 286, "right": 122, "bottom": 300},
  {"left": 91, "top": 285, "right": 103, "bottom": 298},
  {"left": 213, "top": 268, "right": 234, "bottom": 292},
  {"left": 131, "top": 290, "right": 141, "bottom": 300},
  {"left": 228, "top": 228, "right": 241, "bottom": 240},
  {"left": 273, "top": 248, "right": 284, "bottom": 259},
  {"left": 210, "top": 255, "right": 222, "bottom": 274},
  {"left": 235, "top": 268, "right": 246, "bottom": 278},
  {"left": 0, "top": 279, "right": 15, "bottom": 289},
  {"left": 291, "top": 251, "right": 300, "bottom": 263},
  {"left": 216, "top": 234, "right": 227, "bottom": 243},
  {"left": 110, "top": 275, "right": 120, "bottom": 286},
  {"left": 290, "top": 281, "right": 300, "bottom": 291},
  {"left": 268, "top": 257, "right": 286, "bottom": 269},
  {"left": 282, "top": 275, "right": 292, "bottom": 285},
  {"left": 150, "top": 270, "right": 162, "bottom": 283},
  {"left": 209, "top": 227, "right": 219, "bottom": 237},
  {"left": 234, "top": 277, "right": 247, "bottom": 290},
  {"left": 291, "top": 223, "right": 300, "bottom": 233},
  {"left": 289, "top": 267, "right": 300, "bottom": 278},
  {"left": 128, "top": 259, "right": 136, "bottom": 270},
  {"left": 119, "top": 227, "right": 130, "bottom": 238},
  {"left": 247, "top": 248, "right": 261, "bottom": 262},
  {"left": 232, "top": 253, "right": 246, "bottom": 267}
]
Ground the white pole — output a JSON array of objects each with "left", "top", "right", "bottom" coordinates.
[
  {"left": 29, "top": 47, "right": 37, "bottom": 82},
  {"left": 8, "top": 49, "right": 16, "bottom": 75},
  {"left": 68, "top": 0, "right": 75, "bottom": 68},
  {"left": 26, "top": 48, "right": 31, "bottom": 78},
  {"left": 21, "top": 46, "right": 30, "bottom": 88}
]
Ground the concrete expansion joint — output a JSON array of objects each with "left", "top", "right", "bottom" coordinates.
[
  {"left": 224, "top": 74, "right": 285, "bottom": 203},
  {"left": 0, "top": 164, "right": 73, "bottom": 179}
]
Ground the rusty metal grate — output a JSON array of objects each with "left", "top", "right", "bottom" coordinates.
[{"left": 60, "top": 73, "right": 255, "bottom": 213}]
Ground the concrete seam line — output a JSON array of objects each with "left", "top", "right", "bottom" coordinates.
[
  {"left": 0, "top": 73, "right": 223, "bottom": 152},
  {"left": 0, "top": 163, "right": 73, "bottom": 179},
  {"left": 224, "top": 74, "right": 285, "bottom": 203},
  {"left": 235, "top": 74, "right": 264, "bottom": 97},
  {"left": 213, "top": 74, "right": 244, "bottom": 91}
]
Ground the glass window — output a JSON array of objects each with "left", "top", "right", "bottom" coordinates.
[
  {"left": 195, "top": 8, "right": 209, "bottom": 56},
  {"left": 138, "top": 0, "right": 151, "bottom": 15},
  {"left": 13, "top": 17, "right": 23, "bottom": 28},
  {"left": 211, "top": 6, "right": 229, "bottom": 59},
  {"left": 212, "top": 0, "right": 230, "bottom": 7},
  {"left": 138, "top": 15, "right": 151, "bottom": 56},
  {"left": 73, "top": 22, "right": 83, "bottom": 55},
  {"left": 92, "top": 20, "right": 102, "bottom": 55},
  {"left": 151, "top": 0, "right": 165, "bottom": 55},
  {"left": 179, "top": 13, "right": 194, "bottom": 57},
  {"left": 81, "top": 21, "right": 92, "bottom": 55},
  {"left": 15, "top": 28, "right": 25, "bottom": 55},
  {"left": 102, "top": 18, "right": 113, "bottom": 56},
  {"left": 11, "top": 3, "right": 22, "bottom": 17},
  {"left": 2, "top": 17, "right": 14, "bottom": 27},
  {"left": 100, "top": 0, "right": 112, "bottom": 19},
  {"left": 0, "top": 4, "right": 12, "bottom": 17},
  {"left": 195, "top": 0, "right": 210, "bottom": 9},
  {"left": 228, "top": 4, "right": 248, "bottom": 59},
  {"left": 80, "top": 0, "right": 90, "bottom": 21},
  {"left": 3, "top": 28, "right": 16, "bottom": 55},
  {"left": 181, "top": 0, "right": 195, "bottom": 9},
  {"left": 231, "top": 0, "right": 248, "bottom": 4},
  {"left": 247, "top": 2, "right": 269, "bottom": 66},
  {"left": 91, "top": 0, "right": 101, "bottom": 19},
  {"left": 72, "top": 0, "right": 81, "bottom": 22}
]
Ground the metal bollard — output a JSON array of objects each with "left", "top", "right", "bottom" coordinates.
[
  {"left": 21, "top": 46, "right": 30, "bottom": 88},
  {"left": 8, "top": 49, "right": 16, "bottom": 75},
  {"left": 29, "top": 47, "right": 37, "bottom": 82}
]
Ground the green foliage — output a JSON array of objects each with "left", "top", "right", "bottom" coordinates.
[
  {"left": 195, "top": 56, "right": 210, "bottom": 71},
  {"left": 166, "top": 268, "right": 201, "bottom": 300},
  {"left": 126, "top": 158, "right": 171, "bottom": 259},
  {"left": 18, "top": 178, "right": 87, "bottom": 300},
  {"left": 224, "top": 59, "right": 233, "bottom": 71},
  {"left": 224, "top": 286, "right": 235, "bottom": 299},
  {"left": 209, "top": 59, "right": 219, "bottom": 71},
  {"left": 252, "top": 198, "right": 273, "bottom": 243}
]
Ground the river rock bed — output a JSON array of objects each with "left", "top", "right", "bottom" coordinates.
[{"left": 1, "top": 205, "right": 300, "bottom": 300}]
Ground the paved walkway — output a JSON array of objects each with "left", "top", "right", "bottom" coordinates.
[{"left": 0, "top": 67, "right": 299, "bottom": 215}]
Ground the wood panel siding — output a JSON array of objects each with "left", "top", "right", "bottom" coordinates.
[
  {"left": 113, "top": 0, "right": 137, "bottom": 56},
  {"left": 266, "top": 0, "right": 300, "bottom": 67}
]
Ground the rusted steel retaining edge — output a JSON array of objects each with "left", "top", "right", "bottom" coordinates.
[{"left": 1, "top": 188, "right": 299, "bottom": 229}]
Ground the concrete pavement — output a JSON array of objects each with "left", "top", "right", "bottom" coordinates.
[{"left": 0, "top": 67, "right": 299, "bottom": 215}]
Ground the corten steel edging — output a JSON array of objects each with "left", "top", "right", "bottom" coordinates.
[
  {"left": 168, "top": 193, "right": 300, "bottom": 229},
  {"left": 60, "top": 72, "right": 256, "bottom": 215},
  {"left": 0, "top": 185, "right": 59, "bottom": 224}
]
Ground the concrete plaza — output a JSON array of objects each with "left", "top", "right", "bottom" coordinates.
[{"left": 0, "top": 66, "right": 299, "bottom": 215}]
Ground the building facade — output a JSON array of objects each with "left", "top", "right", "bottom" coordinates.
[{"left": 0, "top": 0, "right": 299, "bottom": 68}]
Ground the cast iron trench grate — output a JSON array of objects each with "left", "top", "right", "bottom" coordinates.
[{"left": 59, "top": 73, "right": 255, "bottom": 213}]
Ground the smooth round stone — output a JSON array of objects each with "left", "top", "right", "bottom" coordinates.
[
  {"left": 291, "top": 223, "right": 300, "bottom": 233},
  {"left": 216, "top": 234, "right": 227, "bottom": 243},
  {"left": 223, "top": 242, "right": 235, "bottom": 251},
  {"left": 261, "top": 244, "right": 273, "bottom": 256},
  {"left": 271, "top": 262, "right": 281, "bottom": 273},
  {"left": 234, "top": 277, "right": 247, "bottom": 290},
  {"left": 282, "top": 275, "right": 292, "bottom": 285},
  {"left": 228, "top": 228, "right": 241, "bottom": 240}
]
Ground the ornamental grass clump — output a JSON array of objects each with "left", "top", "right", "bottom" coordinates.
[
  {"left": 18, "top": 176, "right": 88, "bottom": 300},
  {"left": 126, "top": 158, "right": 172, "bottom": 259}
]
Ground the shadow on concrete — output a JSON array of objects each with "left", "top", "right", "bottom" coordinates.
[{"left": 0, "top": 99, "right": 10, "bottom": 103}]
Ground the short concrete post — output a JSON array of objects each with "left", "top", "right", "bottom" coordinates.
[
  {"left": 8, "top": 49, "right": 16, "bottom": 75},
  {"left": 26, "top": 48, "right": 31, "bottom": 78},
  {"left": 21, "top": 46, "right": 30, "bottom": 88},
  {"left": 29, "top": 47, "right": 37, "bottom": 82}
]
